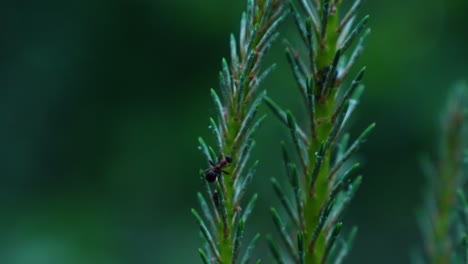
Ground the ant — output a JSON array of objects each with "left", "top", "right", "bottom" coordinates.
[{"left": 204, "top": 155, "right": 232, "bottom": 182}]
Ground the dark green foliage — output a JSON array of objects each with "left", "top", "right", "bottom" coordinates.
[
  {"left": 265, "top": 0, "right": 372, "bottom": 263},
  {"left": 417, "top": 83, "right": 467, "bottom": 264},
  {"left": 194, "top": 1, "right": 288, "bottom": 262}
]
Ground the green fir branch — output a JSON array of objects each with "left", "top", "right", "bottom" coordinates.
[
  {"left": 194, "top": 1, "right": 288, "bottom": 263},
  {"left": 417, "top": 83, "right": 467, "bottom": 264},
  {"left": 265, "top": 0, "right": 373, "bottom": 263}
]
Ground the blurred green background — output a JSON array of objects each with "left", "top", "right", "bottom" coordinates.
[{"left": 0, "top": 0, "right": 467, "bottom": 263}]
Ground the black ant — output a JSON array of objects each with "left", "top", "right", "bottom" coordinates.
[{"left": 204, "top": 155, "right": 232, "bottom": 182}]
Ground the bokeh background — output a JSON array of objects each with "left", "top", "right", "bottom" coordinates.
[{"left": 0, "top": 0, "right": 467, "bottom": 263}]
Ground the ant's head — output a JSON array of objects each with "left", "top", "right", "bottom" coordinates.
[
  {"left": 205, "top": 170, "right": 218, "bottom": 182},
  {"left": 225, "top": 156, "right": 232, "bottom": 163}
]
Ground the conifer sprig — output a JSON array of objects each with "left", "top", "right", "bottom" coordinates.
[
  {"left": 193, "top": 1, "right": 288, "bottom": 263},
  {"left": 265, "top": 0, "right": 373, "bottom": 263},
  {"left": 417, "top": 83, "right": 467, "bottom": 264}
]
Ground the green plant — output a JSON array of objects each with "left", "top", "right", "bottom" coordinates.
[
  {"left": 416, "top": 83, "right": 467, "bottom": 264},
  {"left": 192, "top": 1, "right": 288, "bottom": 263},
  {"left": 264, "top": 0, "right": 373, "bottom": 263}
]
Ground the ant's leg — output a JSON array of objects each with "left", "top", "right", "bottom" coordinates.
[
  {"left": 222, "top": 170, "right": 230, "bottom": 175},
  {"left": 209, "top": 160, "right": 215, "bottom": 166}
]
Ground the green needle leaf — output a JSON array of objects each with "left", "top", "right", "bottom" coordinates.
[
  {"left": 208, "top": 146, "right": 218, "bottom": 166},
  {"left": 271, "top": 207, "right": 297, "bottom": 261},
  {"left": 291, "top": 164, "right": 304, "bottom": 228},
  {"left": 326, "top": 100, "right": 348, "bottom": 151},
  {"left": 329, "top": 123, "right": 375, "bottom": 179},
  {"left": 246, "top": 0, "right": 255, "bottom": 35},
  {"left": 335, "top": 227, "right": 358, "bottom": 264},
  {"left": 198, "top": 248, "right": 210, "bottom": 264},
  {"left": 340, "top": 15, "right": 370, "bottom": 53},
  {"left": 322, "top": 222, "right": 343, "bottom": 264},
  {"left": 267, "top": 234, "right": 285, "bottom": 264},
  {"left": 328, "top": 176, "right": 363, "bottom": 229},
  {"left": 234, "top": 160, "right": 258, "bottom": 205},
  {"left": 221, "top": 58, "right": 232, "bottom": 95},
  {"left": 309, "top": 142, "right": 326, "bottom": 195},
  {"left": 192, "top": 209, "right": 220, "bottom": 260},
  {"left": 211, "top": 88, "right": 229, "bottom": 135},
  {"left": 329, "top": 163, "right": 361, "bottom": 199},
  {"left": 281, "top": 141, "right": 293, "bottom": 182},
  {"left": 339, "top": 29, "right": 370, "bottom": 82},
  {"left": 219, "top": 71, "right": 232, "bottom": 105},
  {"left": 272, "top": 177, "right": 298, "bottom": 226},
  {"left": 338, "top": 0, "right": 362, "bottom": 33},
  {"left": 245, "top": 24, "right": 259, "bottom": 60},
  {"left": 197, "top": 192, "right": 216, "bottom": 233},
  {"left": 235, "top": 89, "right": 266, "bottom": 147},
  {"left": 298, "top": 0, "right": 320, "bottom": 36},
  {"left": 320, "top": 0, "right": 331, "bottom": 41},
  {"left": 233, "top": 140, "right": 256, "bottom": 183},
  {"left": 305, "top": 17, "right": 317, "bottom": 76},
  {"left": 287, "top": 111, "right": 309, "bottom": 173},
  {"left": 198, "top": 137, "right": 216, "bottom": 164},
  {"left": 309, "top": 198, "right": 336, "bottom": 254},
  {"left": 307, "top": 75, "right": 317, "bottom": 137},
  {"left": 258, "top": 10, "right": 290, "bottom": 51},
  {"left": 230, "top": 33, "right": 239, "bottom": 69},
  {"left": 247, "top": 63, "right": 277, "bottom": 102},
  {"left": 264, "top": 96, "right": 287, "bottom": 125},
  {"left": 285, "top": 46, "right": 308, "bottom": 101},
  {"left": 240, "top": 12, "right": 247, "bottom": 55},
  {"left": 298, "top": 231, "right": 305, "bottom": 264},
  {"left": 333, "top": 67, "right": 366, "bottom": 121},
  {"left": 242, "top": 193, "right": 258, "bottom": 224},
  {"left": 458, "top": 189, "right": 468, "bottom": 226},
  {"left": 290, "top": 2, "right": 307, "bottom": 44},
  {"left": 321, "top": 48, "right": 341, "bottom": 98},
  {"left": 232, "top": 220, "right": 245, "bottom": 263},
  {"left": 209, "top": 117, "right": 223, "bottom": 151},
  {"left": 240, "top": 233, "right": 260, "bottom": 264},
  {"left": 235, "top": 115, "right": 267, "bottom": 152},
  {"left": 336, "top": 133, "right": 350, "bottom": 161}
]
